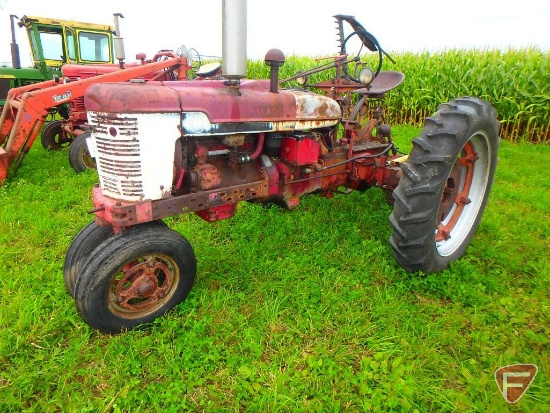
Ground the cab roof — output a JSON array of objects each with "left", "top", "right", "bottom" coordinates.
[{"left": 18, "top": 15, "right": 113, "bottom": 32}]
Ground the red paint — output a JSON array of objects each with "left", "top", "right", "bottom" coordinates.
[
  {"left": 195, "top": 204, "right": 237, "bottom": 222},
  {"left": 63, "top": 61, "right": 177, "bottom": 127},
  {"left": 92, "top": 185, "right": 154, "bottom": 227},
  {"left": 280, "top": 136, "right": 320, "bottom": 166},
  {"left": 84, "top": 80, "right": 298, "bottom": 123}
]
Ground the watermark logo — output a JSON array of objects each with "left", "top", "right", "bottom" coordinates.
[{"left": 495, "top": 364, "right": 538, "bottom": 404}]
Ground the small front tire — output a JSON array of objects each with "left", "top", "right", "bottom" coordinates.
[
  {"left": 63, "top": 220, "right": 168, "bottom": 298},
  {"left": 74, "top": 226, "right": 196, "bottom": 334},
  {"left": 69, "top": 132, "right": 96, "bottom": 172},
  {"left": 41, "top": 120, "right": 73, "bottom": 150}
]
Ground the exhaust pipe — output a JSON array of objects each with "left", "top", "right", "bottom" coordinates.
[
  {"left": 222, "top": 0, "right": 247, "bottom": 81},
  {"left": 113, "top": 13, "right": 126, "bottom": 68},
  {"left": 10, "top": 15, "right": 21, "bottom": 69}
]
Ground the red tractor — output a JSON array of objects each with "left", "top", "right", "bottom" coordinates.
[
  {"left": 0, "top": 53, "right": 191, "bottom": 185},
  {"left": 0, "top": 12, "right": 203, "bottom": 183},
  {"left": 66, "top": 3, "right": 500, "bottom": 334}
]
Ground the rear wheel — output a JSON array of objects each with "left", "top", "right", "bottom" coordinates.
[
  {"left": 41, "top": 120, "right": 73, "bottom": 150},
  {"left": 69, "top": 132, "right": 96, "bottom": 172},
  {"left": 74, "top": 226, "right": 196, "bottom": 334},
  {"left": 63, "top": 220, "right": 168, "bottom": 298},
  {"left": 389, "top": 97, "right": 500, "bottom": 273}
]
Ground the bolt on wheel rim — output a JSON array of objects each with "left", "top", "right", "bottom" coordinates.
[
  {"left": 436, "top": 132, "right": 491, "bottom": 257},
  {"left": 108, "top": 254, "right": 180, "bottom": 318}
]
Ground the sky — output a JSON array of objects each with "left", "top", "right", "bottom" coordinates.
[{"left": 1, "top": 0, "right": 549, "bottom": 67}]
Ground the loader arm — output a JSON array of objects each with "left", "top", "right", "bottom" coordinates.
[{"left": 0, "top": 57, "right": 189, "bottom": 186}]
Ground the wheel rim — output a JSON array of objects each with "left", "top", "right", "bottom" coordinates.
[
  {"left": 435, "top": 132, "right": 491, "bottom": 256},
  {"left": 43, "top": 121, "right": 73, "bottom": 149},
  {"left": 71, "top": 133, "right": 97, "bottom": 170},
  {"left": 108, "top": 253, "right": 180, "bottom": 318},
  {"left": 81, "top": 149, "right": 96, "bottom": 169}
]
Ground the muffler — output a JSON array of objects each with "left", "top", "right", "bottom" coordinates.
[{"left": 222, "top": 0, "right": 247, "bottom": 80}]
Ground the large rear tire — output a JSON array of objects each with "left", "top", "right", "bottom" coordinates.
[
  {"left": 74, "top": 226, "right": 196, "bottom": 334},
  {"left": 389, "top": 97, "right": 500, "bottom": 273}
]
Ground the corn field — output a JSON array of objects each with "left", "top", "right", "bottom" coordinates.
[{"left": 247, "top": 48, "right": 549, "bottom": 143}]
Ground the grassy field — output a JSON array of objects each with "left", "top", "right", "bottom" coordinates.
[{"left": 0, "top": 123, "right": 548, "bottom": 412}]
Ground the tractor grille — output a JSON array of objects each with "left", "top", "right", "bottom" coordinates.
[
  {"left": 89, "top": 112, "right": 145, "bottom": 199},
  {"left": 88, "top": 111, "right": 180, "bottom": 202},
  {"left": 0, "top": 78, "right": 11, "bottom": 101},
  {"left": 67, "top": 76, "right": 85, "bottom": 111}
]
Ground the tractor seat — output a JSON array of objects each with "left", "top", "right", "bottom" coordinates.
[
  {"left": 196, "top": 62, "right": 222, "bottom": 78},
  {"left": 354, "top": 71, "right": 405, "bottom": 96}
]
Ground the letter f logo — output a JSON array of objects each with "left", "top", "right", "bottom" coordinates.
[{"left": 495, "top": 364, "right": 538, "bottom": 403}]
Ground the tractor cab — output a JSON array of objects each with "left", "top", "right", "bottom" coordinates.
[
  {"left": 18, "top": 15, "right": 115, "bottom": 72},
  {"left": 1, "top": 14, "right": 116, "bottom": 111}
]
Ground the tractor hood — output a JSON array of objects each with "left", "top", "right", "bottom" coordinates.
[{"left": 84, "top": 80, "right": 342, "bottom": 132}]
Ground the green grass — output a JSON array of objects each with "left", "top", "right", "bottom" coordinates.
[{"left": 0, "top": 125, "right": 548, "bottom": 412}]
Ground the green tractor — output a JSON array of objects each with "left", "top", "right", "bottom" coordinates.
[{"left": 0, "top": 14, "right": 118, "bottom": 116}]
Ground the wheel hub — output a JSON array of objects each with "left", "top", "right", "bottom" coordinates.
[
  {"left": 136, "top": 277, "right": 156, "bottom": 296},
  {"left": 111, "top": 259, "right": 173, "bottom": 312},
  {"left": 436, "top": 142, "right": 478, "bottom": 242},
  {"left": 439, "top": 169, "right": 460, "bottom": 221}
]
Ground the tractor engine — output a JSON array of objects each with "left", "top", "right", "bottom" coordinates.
[{"left": 83, "top": 77, "right": 397, "bottom": 226}]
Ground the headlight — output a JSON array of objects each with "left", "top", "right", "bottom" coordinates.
[
  {"left": 359, "top": 68, "right": 375, "bottom": 85},
  {"left": 182, "top": 112, "right": 211, "bottom": 134}
]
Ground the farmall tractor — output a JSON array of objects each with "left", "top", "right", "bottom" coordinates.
[{"left": 66, "top": 2, "right": 500, "bottom": 334}]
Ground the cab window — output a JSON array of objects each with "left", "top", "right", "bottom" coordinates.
[
  {"left": 66, "top": 29, "right": 76, "bottom": 60},
  {"left": 78, "top": 31, "right": 110, "bottom": 62},
  {"left": 39, "top": 31, "right": 64, "bottom": 61}
]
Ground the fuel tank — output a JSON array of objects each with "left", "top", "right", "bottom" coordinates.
[{"left": 84, "top": 79, "right": 342, "bottom": 134}]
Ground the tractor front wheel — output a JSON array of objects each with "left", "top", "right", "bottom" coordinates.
[
  {"left": 63, "top": 220, "right": 168, "bottom": 298},
  {"left": 69, "top": 132, "right": 96, "bottom": 172},
  {"left": 41, "top": 120, "right": 73, "bottom": 150},
  {"left": 389, "top": 97, "right": 500, "bottom": 273},
  {"left": 73, "top": 225, "right": 196, "bottom": 334}
]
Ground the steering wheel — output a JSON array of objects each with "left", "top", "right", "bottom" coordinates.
[
  {"left": 341, "top": 29, "right": 383, "bottom": 84},
  {"left": 187, "top": 48, "right": 202, "bottom": 73},
  {"left": 176, "top": 45, "right": 202, "bottom": 74}
]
